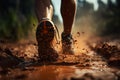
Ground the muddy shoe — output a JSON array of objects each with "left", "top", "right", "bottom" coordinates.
[
  {"left": 36, "top": 19, "right": 58, "bottom": 62},
  {"left": 62, "top": 32, "right": 74, "bottom": 54}
]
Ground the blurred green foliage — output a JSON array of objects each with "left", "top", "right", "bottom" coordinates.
[{"left": 0, "top": 0, "right": 37, "bottom": 41}]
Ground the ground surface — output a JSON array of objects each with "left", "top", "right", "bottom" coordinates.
[{"left": 0, "top": 36, "right": 120, "bottom": 80}]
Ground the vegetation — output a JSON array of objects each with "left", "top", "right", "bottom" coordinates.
[{"left": 0, "top": 0, "right": 37, "bottom": 41}]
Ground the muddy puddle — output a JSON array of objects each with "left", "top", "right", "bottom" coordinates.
[
  {"left": 22, "top": 65, "right": 76, "bottom": 80},
  {"left": 0, "top": 63, "right": 117, "bottom": 80},
  {"left": 28, "top": 65, "right": 111, "bottom": 80}
]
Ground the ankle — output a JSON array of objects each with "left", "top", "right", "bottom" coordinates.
[{"left": 62, "top": 32, "right": 72, "bottom": 40}]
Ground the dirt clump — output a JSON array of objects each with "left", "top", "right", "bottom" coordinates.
[{"left": 89, "top": 42, "right": 120, "bottom": 68}]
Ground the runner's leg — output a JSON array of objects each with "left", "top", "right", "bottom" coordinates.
[
  {"left": 61, "top": 0, "right": 77, "bottom": 54},
  {"left": 35, "top": 0, "right": 53, "bottom": 21},
  {"left": 35, "top": 0, "right": 58, "bottom": 61},
  {"left": 61, "top": 0, "right": 76, "bottom": 34}
]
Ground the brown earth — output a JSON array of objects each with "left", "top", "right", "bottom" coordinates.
[{"left": 0, "top": 37, "right": 120, "bottom": 80}]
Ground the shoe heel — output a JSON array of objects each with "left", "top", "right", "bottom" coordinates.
[{"left": 36, "top": 20, "right": 55, "bottom": 43}]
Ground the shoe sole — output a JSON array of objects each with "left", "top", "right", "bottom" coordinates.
[
  {"left": 36, "top": 20, "right": 58, "bottom": 61},
  {"left": 36, "top": 20, "right": 55, "bottom": 43}
]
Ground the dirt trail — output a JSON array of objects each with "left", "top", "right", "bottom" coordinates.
[{"left": 0, "top": 37, "right": 120, "bottom": 80}]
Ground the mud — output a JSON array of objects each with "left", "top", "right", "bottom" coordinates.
[{"left": 0, "top": 39, "right": 120, "bottom": 80}]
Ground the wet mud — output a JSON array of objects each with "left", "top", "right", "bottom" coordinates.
[{"left": 0, "top": 38, "right": 120, "bottom": 80}]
